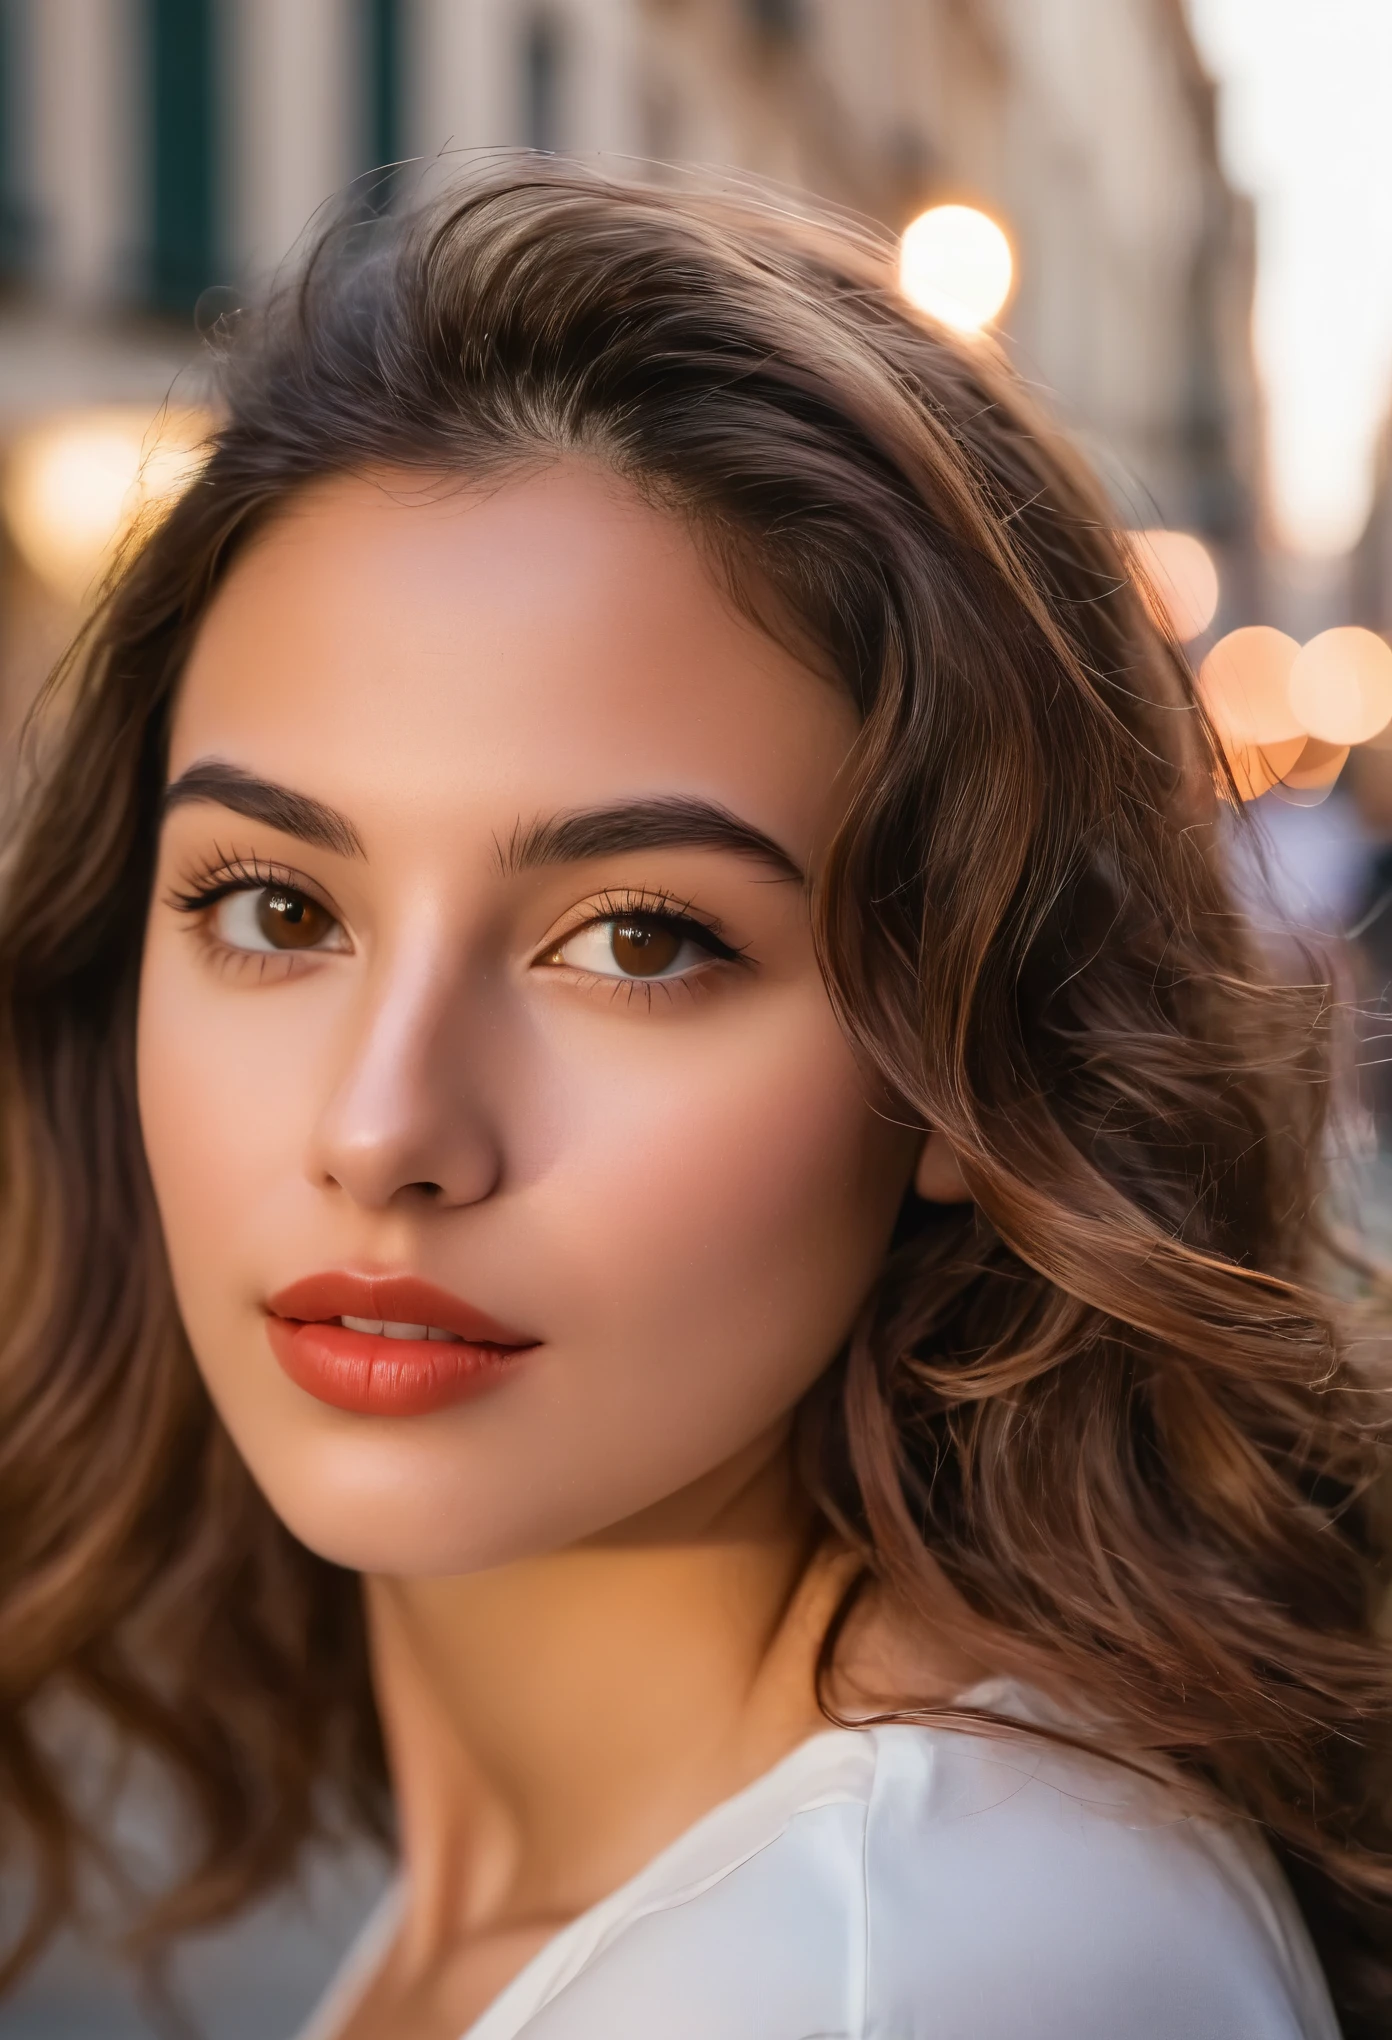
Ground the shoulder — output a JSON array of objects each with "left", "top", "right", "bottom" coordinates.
[
  {"left": 509, "top": 1701, "right": 1339, "bottom": 2040},
  {"left": 861, "top": 1707, "right": 1340, "bottom": 2040}
]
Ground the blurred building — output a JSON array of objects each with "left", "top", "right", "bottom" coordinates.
[
  {"left": 996, "top": 2, "right": 1260, "bottom": 562},
  {"left": 0, "top": 0, "right": 1261, "bottom": 713}
]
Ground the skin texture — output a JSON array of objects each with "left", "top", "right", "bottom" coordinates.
[{"left": 137, "top": 465, "right": 972, "bottom": 2036}]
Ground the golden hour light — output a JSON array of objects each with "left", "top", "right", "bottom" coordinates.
[
  {"left": 1129, "top": 528, "right": 1220, "bottom": 642},
  {"left": 1287, "top": 626, "right": 1392, "bottom": 748},
  {"left": 1222, "top": 735, "right": 1305, "bottom": 803},
  {"left": 1198, "top": 626, "right": 1304, "bottom": 746},
  {"left": 2, "top": 404, "right": 213, "bottom": 604},
  {"left": 898, "top": 204, "right": 1014, "bottom": 332},
  {"left": 1198, "top": 626, "right": 1305, "bottom": 802},
  {"left": 1276, "top": 735, "right": 1350, "bottom": 805}
]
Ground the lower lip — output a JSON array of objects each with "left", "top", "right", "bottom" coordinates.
[{"left": 266, "top": 1317, "right": 529, "bottom": 1416}]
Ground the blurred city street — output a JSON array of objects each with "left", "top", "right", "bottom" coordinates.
[{"left": 2, "top": 2, "right": 1392, "bottom": 2034}]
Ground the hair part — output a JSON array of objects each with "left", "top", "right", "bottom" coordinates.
[{"left": 0, "top": 161, "right": 1390, "bottom": 2029}]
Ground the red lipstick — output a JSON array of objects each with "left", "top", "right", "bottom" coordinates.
[{"left": 265, "top": 1272, "right": 537, "bottom": 1416}]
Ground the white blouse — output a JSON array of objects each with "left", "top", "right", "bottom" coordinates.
[{"left": 299, "top": 1680, "right": 1340, "bottom": 2040}]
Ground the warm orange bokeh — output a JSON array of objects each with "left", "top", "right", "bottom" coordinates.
[
  {"left": 1277, "top": 735, "right": 1350, "bottom": 804},
  {"left": 1199, "top": 625, "right": 1392, "bottom": 803},
  {"left": 2, "top": 404, "right": 213, "bottom": 605},
  {"left": 1224, "top": 734, "right": 1306, "bottom": 802},
  {"left": 1130, "top": 529, "right": 1220, "bottom": 642},
  {"left": 898, "top": 205, "right": 1014, "bottom": 332},
  {"left": 1199, "top": 626, "right": 1304, "bottom": 748},
  {"left": 1287, "top": 627, "right": 1392, "bottom": 747}
]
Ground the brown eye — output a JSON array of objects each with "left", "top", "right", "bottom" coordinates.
[
  {"left": 209, "top": 885, "right": 348, "bottom": 956},
  {"left": 608, "top": 919, "right": 681, "bottom": 977},
  {"left": 544, "top": 912, "right": 718, "bottom": 982},
  {"left": 258, "top": 888, "right": 333, "bottom": 949}
]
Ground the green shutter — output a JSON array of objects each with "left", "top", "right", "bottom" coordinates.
[
  {"left": 365, "top": 0, "right": 402, "bottom": 171},
  {"left": 147, "top": 0, "right": 218, "bottom": 314},
  {"left": 361, "top": 0, "right": 404, "bottom": 210},
  {"left": 0, "top": 0, "right": 32, "bottom": 280}
]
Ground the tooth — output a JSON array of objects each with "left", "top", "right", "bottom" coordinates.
[
  {"left": 341, "top": 1315, "right": 384, "bottom": 1335},
  {"left": 382, "top": 1322, "right": 428, "bottom": 1340},
  {"left": 427, "top": 1326, "right": 461, "bottom": 1342}
]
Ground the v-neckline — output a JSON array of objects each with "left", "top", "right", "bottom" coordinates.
[
  {"left": 460, "top": 1725, "right": 876, "bottom": 2039},
  {"left": 300, "top": 1723, "right": 874, "bottom": 2040}
]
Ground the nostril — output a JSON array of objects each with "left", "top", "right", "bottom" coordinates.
[{"left": 409, "top": 1180, "right": 444, "bottom": 1200}]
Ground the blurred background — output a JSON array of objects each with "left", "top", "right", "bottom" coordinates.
[{"left": 1, "top": 2, "right": 1390, "bottom": 2033}]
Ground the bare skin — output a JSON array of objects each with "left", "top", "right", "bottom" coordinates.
[
  {"left": 350, "top": 1461, "right": 855, "bottom": 2034},
  {"left": 137, "top": 464, "right": 975, "bottom": 2038}
]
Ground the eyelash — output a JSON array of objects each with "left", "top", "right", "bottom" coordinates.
[
  {"left": 167, "top": 865, "right": 748, "bottom": 1000},
  {"left": 168, "top": 850, "right": 314, "bottom": 916}
]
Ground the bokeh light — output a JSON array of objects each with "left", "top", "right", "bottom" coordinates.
[
  {"left": 1287, "top": 626, "right": 1392, "bottom": 747},
  {"left": 898, "top": 204, "right": 1014, "bottom": 332},
  {"left": 1276, "top": 735, "right": 1350, "bottom": 805},
  {"left": 1198, "top": 626, "right": 1304, "bottom": 747},
  {"left": 2, "top": 404, "right": 213, "bottom": 603},
  {"left": 1199, "top": 623, "right": 1392, "bottom": 803},
  {"left": 1223, "top": 734, "right": 1305, "bottom": 803},
  {"left": 1129, "top": 528, "right": 1220, "bottom": 642}
]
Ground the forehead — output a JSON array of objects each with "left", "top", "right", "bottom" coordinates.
[{"left": 169, "top": 465, "right": 857, "bottom": 854}]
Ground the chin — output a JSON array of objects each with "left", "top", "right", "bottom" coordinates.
[
  {"left": 234, "top": 1428, "right": 624, "bottom": 1577},
  {"left": 266, "top": 1491, "right": 549, "bottom": 1577}
]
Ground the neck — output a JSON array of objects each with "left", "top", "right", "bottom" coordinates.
[{"left": 365, "top": 1425, "right": 845, "bottom": 1952}]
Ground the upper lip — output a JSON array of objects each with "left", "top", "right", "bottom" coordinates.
[{"left": 265, "top": 1272, "right": 538, "bottom": 1348}]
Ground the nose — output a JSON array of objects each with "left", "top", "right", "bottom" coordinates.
[{"left": 307, "top": 938, "right": 504, "bottom": 1212}]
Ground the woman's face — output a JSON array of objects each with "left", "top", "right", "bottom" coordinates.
[{"left": 138, "top": 464, "right": 919, "bottom": 1574}]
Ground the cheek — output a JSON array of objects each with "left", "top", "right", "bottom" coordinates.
[
  {"left": 135, "top": 937, "right": 317, "bottom": 1306},
  {"left": 541, "top": 993, "right": 912, "bottom": 1385}
]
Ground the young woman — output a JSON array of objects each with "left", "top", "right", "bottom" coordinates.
[{"left": 0, "top": 163, "right": 1388, "bottom": 2040}]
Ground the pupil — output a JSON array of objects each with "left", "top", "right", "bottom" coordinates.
[{"left": 610, "top": 919, "right": 680, "bottom": 977}]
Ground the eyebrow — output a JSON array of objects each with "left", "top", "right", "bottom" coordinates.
[
  {"left": 161, "top": 767, "right": 803, "bottom": 885},
  {"left": 161, "top": 759, "right": 364, "bottom": 858},
  {"left": 498, "top": 798, "right": 805, "bottom": 884}
]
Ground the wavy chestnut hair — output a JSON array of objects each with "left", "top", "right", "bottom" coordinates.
[{"left": 1, "top": 161, "right": 1390, "bottom": 2026}]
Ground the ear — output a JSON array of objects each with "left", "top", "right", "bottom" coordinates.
[{"left": 913, "top": 1129, "right": 972, "bottom": 1204}]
